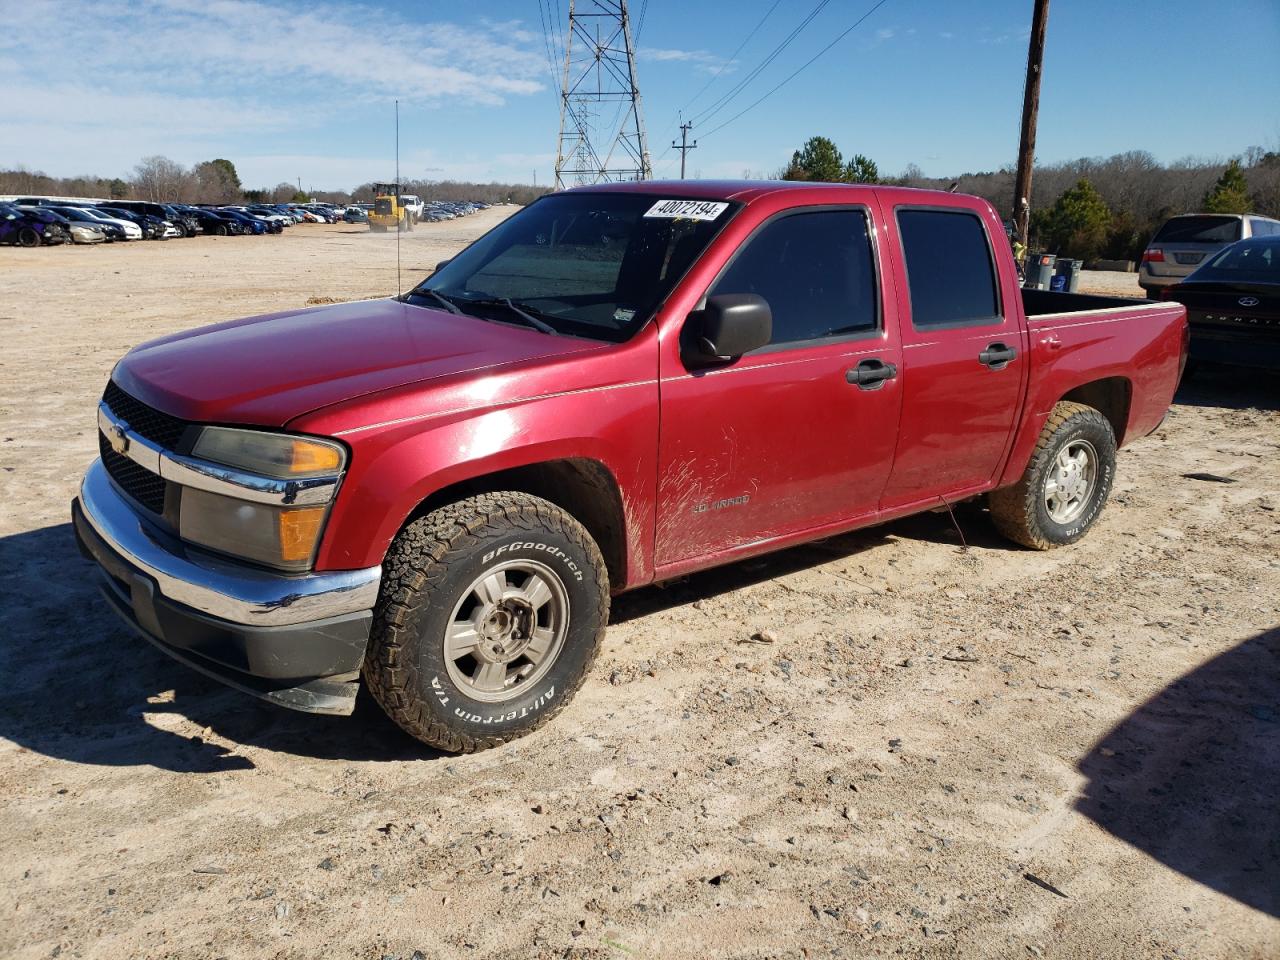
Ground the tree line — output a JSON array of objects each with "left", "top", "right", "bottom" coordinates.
[
  {"left": 780, "top": 136, "right": 1280, "bottom": 262},
  {"left": 0, "top": 156, "right": 553, "bottom": 207}
]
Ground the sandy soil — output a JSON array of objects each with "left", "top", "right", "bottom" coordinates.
[{"left": 1, "top": 213, "right": 1278, "bottom": 960}]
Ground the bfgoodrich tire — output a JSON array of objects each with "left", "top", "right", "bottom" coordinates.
[
  {"left": 989, "top": 401, "right": 1117, "bottom": 550},
  {"left": 364, "top": 492, "right": 610, "bottom": 752}
]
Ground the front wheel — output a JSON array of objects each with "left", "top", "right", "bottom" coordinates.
[
  {"left": 364, "top": 492, "right": 610, "bottom": 752},
  {"left": 989, "top": 401, "right": 1116, "bottom": 550},
  {"left": 17, "top": 226, "right": 40, "bottom": 247}
]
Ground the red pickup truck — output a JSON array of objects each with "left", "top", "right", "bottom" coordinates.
[{"left": 73, "top": 181, "right": 1187, "bottom": 752}]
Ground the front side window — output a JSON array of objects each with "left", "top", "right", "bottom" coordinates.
[
  {"left": 413, "top": 192, "right": 737, "bottom": 342},
  {"left": 897, "top": 209, "right": 1001, "bottom": 328},
  {"left": 707, "top": 209, "right": 878, "bottom": 346}
]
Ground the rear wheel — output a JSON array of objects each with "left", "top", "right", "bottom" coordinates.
[
  {"left": 364, "top": 492, "right": 609, "bottom": 753},
  {"left": 989, "top": 401, "right": 1116, "bottom": 549}
]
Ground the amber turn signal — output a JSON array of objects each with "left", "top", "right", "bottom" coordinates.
[
  {"left": 289, "top": 439, "right": 343, "bottom": 474},
  {"left": 278, "top": 506, "right": 327, "bottom": 563}
]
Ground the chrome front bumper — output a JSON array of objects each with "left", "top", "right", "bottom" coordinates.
[
  {"left": 77, "top": 458, "right": 379, "bottom": 626},
  {"left": 74, "top": 459, "right": 382, "bottom": 715}
]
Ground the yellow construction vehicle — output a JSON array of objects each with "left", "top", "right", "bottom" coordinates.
[{"left": 368, "top": 182, "right": 413, "bottom": 233}]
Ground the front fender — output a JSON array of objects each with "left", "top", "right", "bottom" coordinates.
[{"left": 305, "top": 382, "right": 659, "bottom": 582}]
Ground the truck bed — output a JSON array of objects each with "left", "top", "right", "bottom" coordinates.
[{"left": 1021, "top": 287, "right": 1151, "bottom": 318}]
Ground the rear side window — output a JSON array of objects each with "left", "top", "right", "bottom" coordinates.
[
  {"left": 897, "top": 209, "right": 1000, "bottom": 328},
  {"left": 708, "top": 209, "right": 878, "bottom": 346},
  {"left": 1153, "top": 216, "right": 1242, "bottom": 244}
]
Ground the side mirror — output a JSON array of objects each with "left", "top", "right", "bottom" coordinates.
[
  {"left": 683, "top": 293, "right": 772, "bottom": 365},
  {"left": 434, "top": 258, "right": 452, "bottom": 273}
]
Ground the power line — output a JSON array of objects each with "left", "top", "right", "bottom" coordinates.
[
  {"left": 647, "top": 0, "right": 786, "bottom": 177},
  {"left": 690, "top": 0, "right": 833, "bottom": 128},
  {"left": 701, "top": 0, "right": 892, "bottom": 139},
  {"left": 680, "top": 0, "right": 783, "bottom": 115},
  {"left": 535, "top": 0, "right": 565, "bottom": 96}
]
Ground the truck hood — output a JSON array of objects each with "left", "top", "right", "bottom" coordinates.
[{"left": 112, "top": 298, "right": 603, "bottom": 427}]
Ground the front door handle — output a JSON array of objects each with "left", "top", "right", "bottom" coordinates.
[
  {"left": 846, "top": 358, "right": 898, "bottom": 389},
  {"left": 979, "top": 342, "right": 1018, "bottom": 369}
]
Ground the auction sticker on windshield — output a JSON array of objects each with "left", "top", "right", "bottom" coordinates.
[{"left": 644, "top": 200, "right": 729, "bottom": 221}]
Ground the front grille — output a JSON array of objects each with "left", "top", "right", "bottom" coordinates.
[
  {"left": 100, "top": 382, "right": 192, "bottom": 515},
  {"left": 102, "top": 381, "right": 188, "bottom": 448},
  {"left": 99, "top": 432, "right": 167, "bottom": 513}
]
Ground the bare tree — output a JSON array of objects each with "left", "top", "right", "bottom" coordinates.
[{"left": 132, "top": 155, "right": 192, "bottom": 202}]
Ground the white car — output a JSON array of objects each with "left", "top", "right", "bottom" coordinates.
[{"left": 67, "top": 207, "right": 144, "bottom": 240}]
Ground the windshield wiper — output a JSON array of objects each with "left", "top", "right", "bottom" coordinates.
[
  {"left": 412, "top": 288, "right": 462, "bottom": 314},
  {"left": 462, "top": 297, "right": 558, "bottom": 335}
]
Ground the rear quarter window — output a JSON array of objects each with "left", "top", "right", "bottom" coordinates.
[{"left": 896, "top": 208, "right": 1001, "bottom": 328}]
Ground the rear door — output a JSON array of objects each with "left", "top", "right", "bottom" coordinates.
[
  {"left": 880, "top": 204, "right": 1026, "bottom": 511},
  {"left": 655, "top": 204, "right": 901, "bottom": 565}
]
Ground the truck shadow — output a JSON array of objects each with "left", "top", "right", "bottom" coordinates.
[
  {"left": 0, "top": 524, "right": 432, "bottom": 772},
  {"left": 1175, "top": 363, "right": 1280, "bottom": 411},
  {"left": 611, "top": 501, "right": 1002, "bottom": 623},
  {"left": 1076, "top": 627, "right": 1280, "bottom": 917}
]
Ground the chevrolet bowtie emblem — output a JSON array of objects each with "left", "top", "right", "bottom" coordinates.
[{"left": 109, "top": 423, "right": 130, "bottom": 456}]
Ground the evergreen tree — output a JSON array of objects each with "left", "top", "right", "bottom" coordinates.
[
  {"left": 845, "top": 154, "right": 880, "bottom": 184},
  {"left": 1201, "top": 160, "right": 1250, "bottom": 214},
  {"left": 783, "top": 136, "right": 845, "bottom": 182},
  {"left": 1032, "top": 178, "right": 1112, "bottom": 260}
]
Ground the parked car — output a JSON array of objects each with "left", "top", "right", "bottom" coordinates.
[
  {"left": 72, "top": 181, "right": 1186, "bottom": 752},
  {"left": 343, "top": 205, "right": 368, "bottom": 223},
  {"left": 1140, "top": 213, "right": 1280, "bottom": 297},
  {"left": 110, "top": 201, "right": 198, "bottom": 238},
  {"left": 0, "top": 203, "right": 69, "bottom": 246},
  {"left": 97, "top": 207, "right": 165, "bottom": 240},
  {"left": 1160, "top": 234, "right": 1280, "bottom": 372},
  {"left": 43, "top": 206, "right": 126, "bottom": 242},
  {"left": 183, "top": 208, "right": 244, "bottom": 236},
  {"left": 215, "top": 209, "right": 270, "bottom": 235},
  {"left": 67, "top": 221, "right": 107, "bottom": 244},
  {"left": 66, "top": 206, "right": 143, "bottom": 240}
]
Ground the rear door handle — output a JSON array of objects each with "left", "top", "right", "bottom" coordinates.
[
  {"left": 979, "top": 342, "right": 1018, "bottom": 369},
  {"left": 846, "top": 358, "right": 898, "bottom": 389}
]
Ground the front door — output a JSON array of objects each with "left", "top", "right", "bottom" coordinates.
[
  {"left": 880, "top": 205, "right": 1026, "bottom": 510},
  {"left": 655, "top": 206, "right": 901, "bottom": 566}
]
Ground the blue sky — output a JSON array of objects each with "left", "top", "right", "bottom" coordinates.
[{"left": 1, "top": 0, "right": 1277, "bottom": 190}]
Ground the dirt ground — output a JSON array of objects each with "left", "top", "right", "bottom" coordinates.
[{"left": 1, "top": 212, "right": 1278, "bottom": 960}]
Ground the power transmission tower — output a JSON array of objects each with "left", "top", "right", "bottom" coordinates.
[
  {"left": 554, "top": 1, "right": 652, "bottom": 189},
  {"left": 672, "top": 120, "right": 697, "bottom": 179},
  {"left": 1012, "top": 0, "right": 1050, "bottom": 243}
]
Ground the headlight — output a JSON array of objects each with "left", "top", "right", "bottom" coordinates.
[
  {"left": 192, "top": 427, "right": 344, "bottom": 478},
  {"left": 178, "top": 428, "right": 346, "bottom": 571}
]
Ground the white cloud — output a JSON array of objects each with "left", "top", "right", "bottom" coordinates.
[
  {"left": 641, "top": 47, "right": 723, "bottom": 65},
  {"left": 0, "top": 0, "right": 547, "bottom": 108}
]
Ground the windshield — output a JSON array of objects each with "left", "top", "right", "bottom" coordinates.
[
  {"left": 1190, "top": 239, "right": 1280, "bottom": 283},
  {"left": 410, "top": 192, "right": 738, "bottom": 342},
  {"left": 1153, "top": 215, "right": 1242, "bottom": 244}
]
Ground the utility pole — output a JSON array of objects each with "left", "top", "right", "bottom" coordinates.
[
  {"left": 1012, "top": 0, "right": 1050, "bottom": 243},
  {"left": 673, "top": 121, "right": 697, "bottom": 179},
  {"left": 554, "top": 1, "right": 652, "bottom": 188}
]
